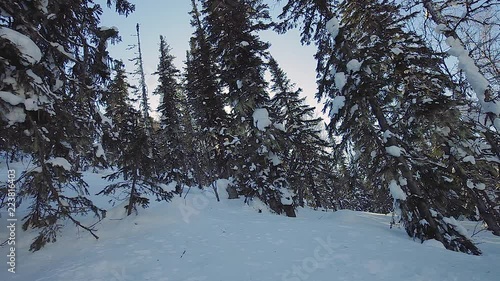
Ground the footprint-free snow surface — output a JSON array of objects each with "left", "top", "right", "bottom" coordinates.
[{"left": 1, "top": 168, "right": 499, "bottom": 281}]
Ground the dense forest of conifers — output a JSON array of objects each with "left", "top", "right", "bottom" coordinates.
[{"left": 0, "top": 0, "right": 498, "bottom": 255}]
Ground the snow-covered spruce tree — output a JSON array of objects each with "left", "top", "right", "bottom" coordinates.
[
  {"left": 153, "top": 36, "right": 189, "bottom": 194},
  {"left": 175, "top": 90, "right": 199, "bottom": 189},
  {"left": 411, "top": 0, "right": 500, "bottom": 235},
  {"left": 99, "top": 60, "right": 173, "bottom": 216},
  {"left": 438, "top": 124, "right": 500, "bottom": 236},
  {"left": 319, "top": 0, "right": 482, "bottom": 254},
  {"left": 267, "top": 57, "right": 334, "bottom": 209},
  {"left": 0, "top": 0, "right": 133, "bottom": 251},
  {"left": 185, "top": 0, "right": 229, "bottom": 188},
  {"left": 416, "top": 0, "right": 499, "bottom": 104},
  {"left": 278, "top": 1, "right": 391, "bottom": 213},
  {"left": 384, "top": 0, "right": 500, "bottom": 235},
  {"left": 201, "top": 0, "right": 294, "bottom": 215},
  {"left": 101, "top": 61, "right": 132, "bottom": 165}
]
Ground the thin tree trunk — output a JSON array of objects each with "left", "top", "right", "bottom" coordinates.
[
  {"left": 212, "top": 182, "right": 220, "bottom": 202},
  {"left": 297, "top": 179, "right": 305, "bottom": 207},
  {"left": 127, "top": 171, "right": 138, "bottom": 216}
]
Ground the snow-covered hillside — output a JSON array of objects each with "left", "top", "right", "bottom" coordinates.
[{"left": 1, "top": 167, "right": 499, "bottom": 281}]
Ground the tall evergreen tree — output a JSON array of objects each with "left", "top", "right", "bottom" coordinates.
[
  {"left": 0, "top": 0, "right": 133, "bottom": 251},
  {"left": 101, "top": 61, "right": 133, "bottom": 164},
  {"left": 268, "top": 57, "right": 333, "bottom": 210},
  {"left": 201, "top": 0, "right": 293, "bottom": 215},
  {"left": 279, "top": 0, "right": 491, "bottom": 254},
  {"left": 320, "top": 0, "right": 482, "bottom": 254},
  {"left": 414, "top": 0, "right": 500, "bottom": 235},
  {"left": 99, "top": 60, "right": 173, "bottom": 216},
  {"left": 185, "top": 0, "right": 229, "bottom": 188},
  {"left": 154, "top": 36, "right": 188, "bottom": 194}
]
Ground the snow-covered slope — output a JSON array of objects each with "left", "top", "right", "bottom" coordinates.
[{"left": 1, "top": 168, "right": 499, "bottom": 281}]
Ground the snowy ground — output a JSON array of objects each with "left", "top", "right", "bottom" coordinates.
[{"left": 1, "top": 164, "right": 499, "bottom": 281}]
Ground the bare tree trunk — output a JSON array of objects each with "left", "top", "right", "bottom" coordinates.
[
  {"left": 297, "top": 180, "right": 305, "bottom": 207},
  {"left": 212, "top": 182, "right": 220, "bottom": 202},
  {"left": 227, "top": 185, "right": 239, "bottom": 199},
  {"left": 283, "top": 204, "right": 297, "bottom": 217},
  {"left": 127, "top": 171, "right": 138, "bottom": 216}
]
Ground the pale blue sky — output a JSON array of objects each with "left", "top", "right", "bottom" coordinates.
[{"left": 99, "top": 0, "right": 321, "bottom": 118}]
